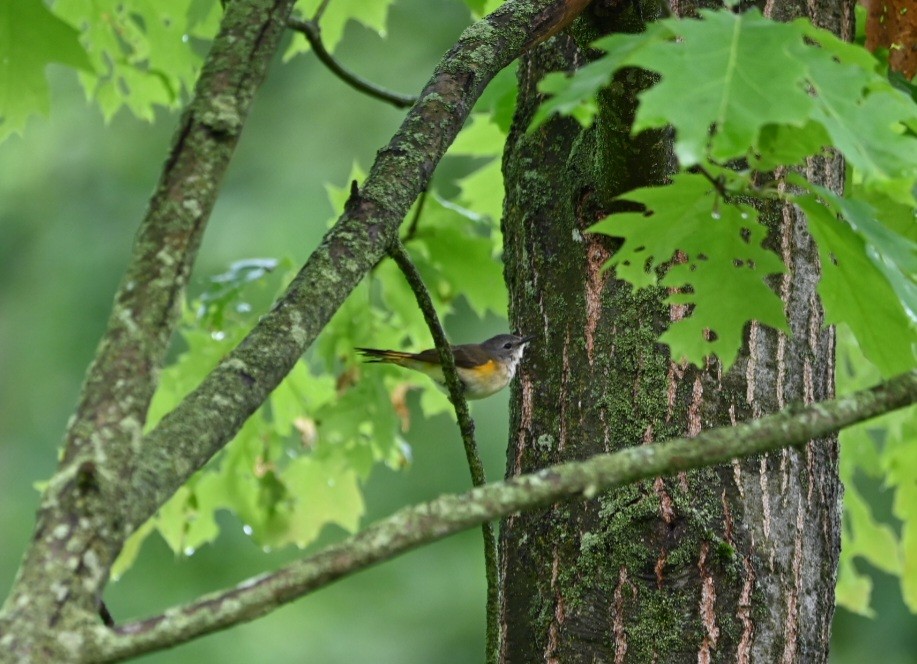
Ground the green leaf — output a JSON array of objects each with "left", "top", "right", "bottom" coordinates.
[
  {"left": 450, "top": 113, "right": 506, "bottom": 158},
  {"left": 270, "top": 361, "right": 336, "bottom": 437},
  {"left": 0, "top": 0, "right": 92, "bottom": 140},
  {"left": 411, "top": 198, "right": 507, "bottom": 319},
  {"left": 804, "top": 53, "right": 917, "bottom": 205},
  {"left": 146, "top": 323, "right": 246, "bottom": 430},
  {"left": 883, "top": 415, "right": 917, "bottom": 612},
  {"left": 54, "top": 0, "right": 206, "bottom": 121},
  {"left": 419, "top": 384, "right": 453, "bottom": 418},
  {"left": 473, "top": 64, "right": 518, "bottom": 132},
  {"left": 531, "top": 9, "right": 917, "bottom": 201},
  {"left": 849, "top": 185, "right": 917, "bottom": 241},
  {"left": 375, "top": 258, "right": 444, "bottom": 342},
  {"left": 315, "top": 277, "right": 377, "bottom": 367},
  {"left": 155, "top": 481, "right": 221, "bottom": 556},
  {"left": 313, "top": 376, "right": 404, "bottom": 475},
  {"left": 110, "top": 518, "right": 156, "bottom": 580},
  {"left": 480, "top": 0, "right": 506, "bottom": 14},
  {"left": 455, "top": 159, "right": 504, "bottom": 236},
  {"left": 836, "top": 555, "right": 875, "bottom": 617},
  {"left": 278, "top": 453, "right": 364, "bottom": 547},
  {"left": 198, "top": 257, "right": 280, "bottom": 328},
  {"left": 833, "top": 324, "right": 917, "bottom": 613},
  {"left": 461, "top": 0, "right": 487, "bottom": 16},
  {"left": 632, "top": 10, "right": 813, "bottom": 166},
  {"left": 797, "top": 193, "right": 916, "bottom": 377},
  {"left": 590, "top": 173, "right": 787, "bottom": 369},
  {"left": 837, "top": 325, "right": 884, "bottom": 479},
  {"left": 835, "top": 197, "right": 917, "bottom": 322},
  {"left": 844, "top": 484, "right": 902, "bottom": 576},
  {"left": 531, "top": 22, "right": 671, "bottom": 131},
  {"left": 753, "top": 120, "right": 831, "bottom": 170}
]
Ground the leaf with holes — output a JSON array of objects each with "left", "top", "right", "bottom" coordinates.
[{"left": 590, "top": 173, "right": 787, "bottom": 369}]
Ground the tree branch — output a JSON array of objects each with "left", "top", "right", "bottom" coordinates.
[
  {"left": 0, "top": 0, "right": 299, "bottom": 648},
  {"left": 97, "top": 370, "right": 917, "bottom": 662},
  {"left": 64, "top": 0, "right": 297, "bottom": 474},
  {"left": 387, "top": 241, "right": 485, "bottom": 487},
  {"left": 123, "top": 0, "right": 589, "bottom": 539},
  {"left": 287, "top": 16, "right": 417, "bottom": 109},
  {"left": 387, "top": 239, "right": 500, "bottom": 662}
]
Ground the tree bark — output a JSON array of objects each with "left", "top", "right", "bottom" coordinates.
[{"left": 499, "top": 0, "right": 856, "bottom": 661}]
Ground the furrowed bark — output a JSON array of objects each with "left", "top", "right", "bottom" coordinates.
[{"left": 500, "top": 0, "right": 856, "bottom": 661}]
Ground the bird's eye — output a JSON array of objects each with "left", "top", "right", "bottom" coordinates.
[{"left": 503, "top": 342, "right": 512, "bottom": 350}]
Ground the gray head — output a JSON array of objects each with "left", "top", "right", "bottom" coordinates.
[{"left": 480, "top": 333, "right": 534, "bottom": 366}]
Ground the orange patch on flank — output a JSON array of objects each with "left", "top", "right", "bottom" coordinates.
[{"left": 472, "top": 359, "right": 498, "bottom": 376}]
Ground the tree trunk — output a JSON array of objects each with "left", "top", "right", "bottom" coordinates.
[{"left": 499, "top": 1, "right": 854, "bottom": 661}]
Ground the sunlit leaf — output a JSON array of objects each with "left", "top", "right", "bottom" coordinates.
[
  {"left": 0, "top": 0, "right": 91, "bottom": 140},
  {"left": 633, "top": 10, "right": 813, "bottom": 166},
  {"left": 836, "top": 555, "right": 875, "bottom": 617},
  {"left": 54, "top": 0, "right": 205, "bottom": 121}
]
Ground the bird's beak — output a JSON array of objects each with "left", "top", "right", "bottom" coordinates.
[{"left": 519, "top": 334, "right": 536, "bottom": 344}]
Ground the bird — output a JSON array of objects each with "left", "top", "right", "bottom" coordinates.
[{"left": 357, "top": 333, "right": 534, "bottom": 399}]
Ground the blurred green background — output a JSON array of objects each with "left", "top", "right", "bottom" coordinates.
[{"left": 0, "top": 1, "right": 913, "bottom": 661}]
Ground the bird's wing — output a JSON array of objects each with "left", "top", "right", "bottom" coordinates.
[{"left": 448, "top": 344, "right": 493, "bottom": 369}]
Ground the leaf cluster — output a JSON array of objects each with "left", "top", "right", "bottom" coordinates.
[{"left": 535, "top": 8, "right": 915, "bottom": 378}]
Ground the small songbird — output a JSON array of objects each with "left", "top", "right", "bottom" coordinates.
[{"left": 357, "top": 333, "right": 534, "bottom": 400}]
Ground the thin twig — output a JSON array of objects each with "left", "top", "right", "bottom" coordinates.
[
  {"left": 387, "top": 239, "right": 500, "bottom": 663},
  {"left": 387, "top": 240, "right": 484, "bottom": 482},
  {"left": 101, "top": 370, "right": 917, "bottom": 662},
  {"left": 312, "top": 0, "right": 331, "bottom": 21},
  {"left": 287, "top": 17, "right": 417, "bottom": 109}
]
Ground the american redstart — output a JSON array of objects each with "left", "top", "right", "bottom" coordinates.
[{"left": 357, "top": 333, "right": 534, "bottom": 400}]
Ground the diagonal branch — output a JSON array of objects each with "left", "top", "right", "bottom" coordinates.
[
  {"left": 98, "top": 370, "right": 917, "bottom": 662},
  {"left": 124, "top": 0, "right": 592, "bottom": 537},
  {"left": 387, "top": 239, "right": 500, "bottom": 661},
  {"left": 287, "top": 16, "right": 417, "bottom": 108}
]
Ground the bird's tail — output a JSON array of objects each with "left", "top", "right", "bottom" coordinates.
[{"left": 355, "top": 348, "right": 413, "bottom": 365}]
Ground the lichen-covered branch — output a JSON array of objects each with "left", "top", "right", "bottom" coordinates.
[
  {"left": 0, "top": 1, "right": 297, "bottom": 658},
  {"left": 94, "top": 370, "right": 917, "bottom": 663},
  {"left": 125, "top": 0, "right": 589, "bottom": 538},
  {"left": 388, "top": 239, "right": 500, "bottom": 661}
]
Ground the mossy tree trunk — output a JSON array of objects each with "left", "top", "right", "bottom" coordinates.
[{"left": 499, "top": 1, "right": 854, "bottom": 661}]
